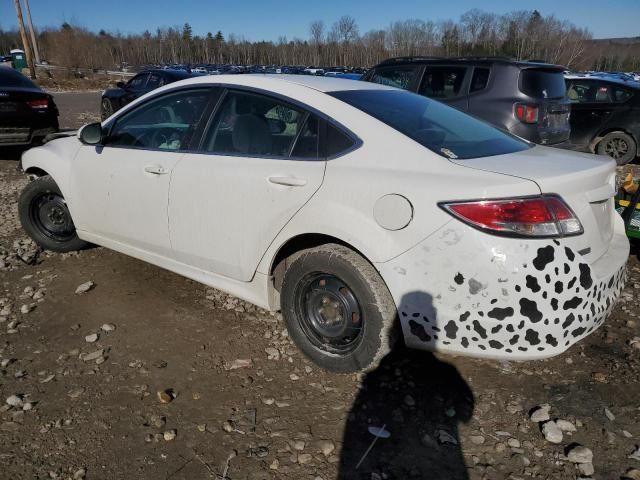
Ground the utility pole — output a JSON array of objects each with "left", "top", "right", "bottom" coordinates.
[
  {"left": 23, "top": 0, "right": 40, "bottom": 64},
  {"left": 14, "top": 0, "right": 36, "bottom": 79}
]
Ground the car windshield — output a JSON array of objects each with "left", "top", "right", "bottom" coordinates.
[
  {"left": 330, "top": 89, "right": 530, "bottom": 160},
  {"left": 0, "top": 69, "right": 37, "bottom": 89},
  {"left": 519, "top": 69, "right": 566, "bottom": 99}
]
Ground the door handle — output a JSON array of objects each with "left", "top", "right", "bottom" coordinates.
[
  {"left": 144, "top": 165, "right": 169, "bottom": 175},
  {"left": 268, "top": 176, "right": 307, "bottom": 187}
]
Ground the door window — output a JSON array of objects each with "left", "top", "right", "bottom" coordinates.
[
  {"left": 203, "top": 90, "right": 318, "bottom": 158},
  {"left": 107, "top": 89, "right": 210, "bottom": 150},
  {"left": 368, "top": 66, "right": 421, "bottom": 90},
  {"left": 418, "top": 67, "right": 468, "bottom": 99},
  {"left": 566, "top": 80, "right": 618, "bottom": 103},
  {"left": 146, "top": 73, "right": 164, "bottom": 90},
  {"left": 127, "top": 73, "right": 149, "bottom": 91}
]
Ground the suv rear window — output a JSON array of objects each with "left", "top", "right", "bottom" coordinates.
[
  {"left": 520, "top": 69, "right": 566, "bottom": 99},
  {"left": 367, "top": 66, "right": 420, "bottom": 90},
  {"left": 331, "top": 89, "right": 530, "bottom": 160}
]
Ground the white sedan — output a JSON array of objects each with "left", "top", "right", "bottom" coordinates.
[{"left": 18, "top": 75, "right": 628, "bottom": 372}]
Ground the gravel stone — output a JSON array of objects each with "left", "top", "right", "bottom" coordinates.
[
  {"left": 541, "top": 421, "right": 563, "bottom": 444},
  {"left": 567, "top": 445, "right": 593, "bottom": 464}
]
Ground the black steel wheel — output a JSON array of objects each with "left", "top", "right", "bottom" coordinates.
[
  {"left": 281, "top": 243, "right": 398, "bottom": 373},
  {"left": 597, "top": 131, "right": 637, "bottom": 165},
  {"left": 295, "top": 273, "right": 364, "bottom": 354},
  {"left": 18, "top": 176, "right": 88, "bottom": 252}
]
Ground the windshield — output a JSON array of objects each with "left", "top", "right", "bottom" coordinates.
[
  {"left": 519, "top": 69, "right": 566, "bottom": 99},
  {"left": 330, "top": 89, "right": 530, "bottom": 160}
]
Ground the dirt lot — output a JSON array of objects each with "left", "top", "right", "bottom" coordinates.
[{"left": 0, "top": 92, "right": 639, "bottom": 480}]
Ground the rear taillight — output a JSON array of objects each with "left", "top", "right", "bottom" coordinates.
[
  {"left": 515, "top": 103, "right": 538, "bottom": 123},
  {"left": 26, "top": 99, "right": 49, "bottom": 109},
  {"left": 440, "top": 196, "right": 583, "bottom": 237}
]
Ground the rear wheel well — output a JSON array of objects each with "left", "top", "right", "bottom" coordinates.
[
  {"left": 270, "top": 234, "right": 369, "bottom": 292},
  {"left": 24, "top": 167, "right": 49, "bottom": 179}
]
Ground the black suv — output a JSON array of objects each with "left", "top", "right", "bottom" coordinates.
[
  {"left": 565, "top": 75, "right": 640, "bottom": 165},
  {"left": 362, "top": 57, "right": 570, "bottom": 145}
]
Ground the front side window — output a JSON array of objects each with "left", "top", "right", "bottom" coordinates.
[
  {"left": 107, "top": 89, "right": 210, "bottom": 150},
  {"left": 203, "top": 90, "right": 318, "bottom": 158},
  {"left": 128, "top": 73, "right": 149, "bottom": 90},
  {"left": 367, "top": 66, "right": 421, "bottom": 90},
  {"left": 566, "top": 80, "right": 597, "bottom": 103},
  {"left": 418, "top": 66, "right": 468, "bottom": 99},
  {"left": 331, "top": 89, "right": 530, "bottom": 160},
  {"left": 146, "top": 74, "right": 164, "bottom": 90}
]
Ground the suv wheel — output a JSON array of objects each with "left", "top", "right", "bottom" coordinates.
[
  {"left": 597, "top": 131, "right": 636, "bottom": 165},
  {"left": 18, "top": 176, "right": 88, "bottom": 253},
  {"left": 280, "top": 244, "right": 398, "bottom": 373}
]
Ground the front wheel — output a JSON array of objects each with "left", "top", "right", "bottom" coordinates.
[
  {"left": 280, "top": 244, "right": 398, "bottom": 373},
  {"left": 597, "top": 131, "right": 637, "bottom": 165},
  {"left": 18, "top": 176, "right": 87, "bottom": 253}
]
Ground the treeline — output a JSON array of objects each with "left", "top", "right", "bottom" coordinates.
[{"left": 1, "top": 9, "right": 639, "bottom": 72}]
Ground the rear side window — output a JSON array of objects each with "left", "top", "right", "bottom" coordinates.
[
  {"left": 325, "top": 123, "right": 354, "bottom": 157},
  {"left": 470, "top": 68, "right": 490, "bottom": 93},
  {"left": 418, "top": 67, "right": 467, "bottom": 99},
  {"left": 520, "top": 69, "right": 566, "bottom": 99},
  {"left": 367, "top": 66, "right": 420, "bottom": 90},
  {"left": 612, "top": 85, "right": 633, "bottom": 103},
  {"left": 330, "top": 89, "right": 530, "bottom": 160}
]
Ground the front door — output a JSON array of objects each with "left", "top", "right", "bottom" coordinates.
[
  {"left": 70, "top": 87, "right": 213, "bottom": 257},
  {"left": 169, "top": 88, "right": 326, "bottom": 281}
]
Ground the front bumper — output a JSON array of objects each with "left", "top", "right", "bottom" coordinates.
[{"left": 378, "top": 218, "right": 629, "bottom": 360}]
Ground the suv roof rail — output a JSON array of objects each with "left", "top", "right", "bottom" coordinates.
[
  {"left": 377, "top": 55, "right": 519, "bottom": 65},
  {"left": 378, "top": 56, "right": 445, "bottom": 64}
]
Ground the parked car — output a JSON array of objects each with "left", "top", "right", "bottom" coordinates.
[
  {"left": 100, "top": 69, "right": 198, "bottom": 119},
  {"left": 0, "top": 68, "right": 59, "bottom": 147},
  {"left": 18, "top": 75, "right": 627, "bottom": 372},
  {"left": 565, "top": 75, "right": 640, "bottom": 164},
  {"left": 362, "top": 56, "right": 571, "bottom": 145}
]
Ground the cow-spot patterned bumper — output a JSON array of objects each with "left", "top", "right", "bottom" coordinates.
[{"left": 378, "top": 221, "right": 629, "bottom": 360}]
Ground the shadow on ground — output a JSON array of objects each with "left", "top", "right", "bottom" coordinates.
[{"left": 338, "top": 291, "right": 475, "bottom": 479}]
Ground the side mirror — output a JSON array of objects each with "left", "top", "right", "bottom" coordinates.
[
  {"left": 78, "top": 122, "right": 103, "bottom": 145},
  {"left": 116, "top": 81, "right": 125, "bottom": 89}
]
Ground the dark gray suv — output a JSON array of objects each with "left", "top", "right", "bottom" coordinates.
[{"left": 362, "top": 57, "right": 570, "bottom": 145}]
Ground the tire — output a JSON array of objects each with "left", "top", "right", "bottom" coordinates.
[
  {"left": 18, "top": 175, "right": 87, "bottom": 253},
  {"left": 597, "top": 131, "right": 637, "bottom": 165},
  {"left": 280, "top": 243, "right": 398, "bottom": 373},
  {"left": 101, "top": 97, "right": 114, "bottom": 120}
]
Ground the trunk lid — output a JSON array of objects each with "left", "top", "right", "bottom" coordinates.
[{"left": 452, "top": 146, "right": 617, "bottom": 263}]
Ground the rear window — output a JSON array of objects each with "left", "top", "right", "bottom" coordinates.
[
  {"left": 520, "top": 69, "right": 566, "bottom": 99},
  {"left": 367, "top": 66, "right": 420, "bottom": 90},
  {"left": 0, "top": 69, "right": 37, "bottom": 89},
  {"left": 330, "top": 89, "right": 530, "bottom": 160}
]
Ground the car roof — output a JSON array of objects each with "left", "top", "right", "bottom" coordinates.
[
  {"left": 173, "top": 73, "right": 394, "bottom": 93},
  {"left": 564, "top": 74, "right": 640, "bottom": 89},
  {"left": 372, "top": 56, "right": 565, "bottom": 71}
]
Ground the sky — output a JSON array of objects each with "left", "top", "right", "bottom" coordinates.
[{"left": 1, "top": 0, "right": 639, "bottom": 41}]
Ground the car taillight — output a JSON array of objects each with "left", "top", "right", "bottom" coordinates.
[
  {"left": 515, "top": 103, "right": 538, "bottom": 123},
  {"left": 440, "top": 196, "right": 583, "bottom": 237},
  {"left": 26, "top": 99, "right": 49, "bottom": 109}
]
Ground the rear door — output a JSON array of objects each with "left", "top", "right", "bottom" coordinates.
[
  {"left": 566, "top": 79, "right": 630, "bottom": 148},
  {"left": 416, "top": 65, "right": 470, "bottom": 111},
  {"left": 168, "top": 88, "right": 327, "bottom": 281}
]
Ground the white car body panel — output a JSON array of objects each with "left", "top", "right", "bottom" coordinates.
[{"left": 19, "top": 74, "right": 629, "bottom": 360}]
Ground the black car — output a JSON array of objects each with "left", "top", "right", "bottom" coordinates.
[
  {"left": 362, "top": 57, "right": 570, "bottom": 145},
  {"left": 565, "top": 75, "right": 640, "bottom": 164},
  {"left": 101, "top": 69, "right": 197, "bottom": 119},
  {"left": 0, "top": 68, "right": 59, "bottom": 147}
]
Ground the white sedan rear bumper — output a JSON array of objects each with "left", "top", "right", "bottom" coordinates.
[{"left": 378, "top": 217, "right": 628, "bottom": 360}]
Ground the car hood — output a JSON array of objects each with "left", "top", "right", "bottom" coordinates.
[{"left": 450, "top": 145, "right": 617, "bottom": 264}]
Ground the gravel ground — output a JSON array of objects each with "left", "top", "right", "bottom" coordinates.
[{"left": 0, "top": 92, "right": 638, "bottom": 480}]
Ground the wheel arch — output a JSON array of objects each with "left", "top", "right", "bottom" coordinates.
[
  {"left": 24, "top": 166, "right": 49, "bottom": 178},
  {"left": 268, "top": 233, "right": 375, "bottom": 294}
]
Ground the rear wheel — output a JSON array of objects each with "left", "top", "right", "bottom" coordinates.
[
  {"left": 280, "top": 244, "right": 398, "bottom": 373},
  {"left": 18, "top": 176, "right": 87, "bottom": 253},
  {"left": 597, "top": 131, "right": 637, "bottom": 165},
  {"left": 101, "top": 98, "right": 115, "bottom": 120}
]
